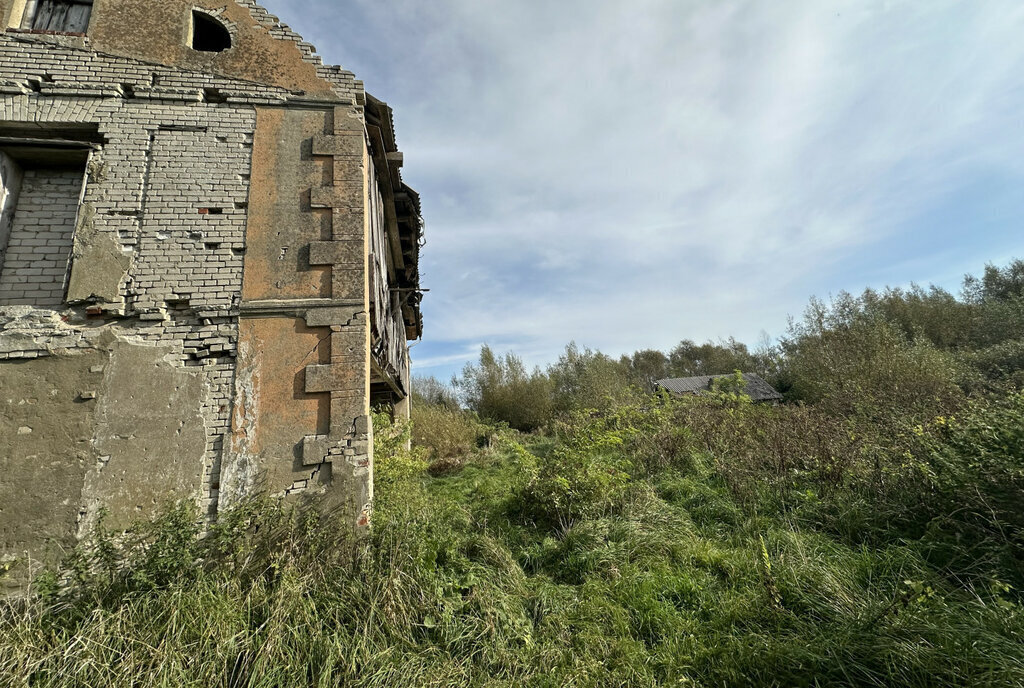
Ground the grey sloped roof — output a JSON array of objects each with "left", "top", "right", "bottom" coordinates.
[{"left": 655, "top": 373, "right": 783, "bottom": 402}]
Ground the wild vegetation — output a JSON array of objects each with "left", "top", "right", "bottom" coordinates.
[{"left": 2, "top": 260, "right": 1023, "bottom": 687}]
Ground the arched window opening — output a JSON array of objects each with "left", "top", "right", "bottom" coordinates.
[{"left": 191, "top": 11, "right": 231, "bottom": 53}]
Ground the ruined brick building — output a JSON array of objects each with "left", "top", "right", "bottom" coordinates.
[{"left": 0, "top": 1, "right": 423, "bottom": 581}]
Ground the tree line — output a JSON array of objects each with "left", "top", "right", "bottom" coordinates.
[{"left": 415, "top": 258, "right": 1024, "bottom": 432}]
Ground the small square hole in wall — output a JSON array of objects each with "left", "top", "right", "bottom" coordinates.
[{"left": 204, "top": 89, "right": 229, "bottom": 105}]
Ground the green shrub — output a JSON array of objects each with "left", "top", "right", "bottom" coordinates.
[
  {"left": 513, "top": 410, "right": 638, "bottom": 528},
  {"left": 454, "top": 345, "right": 554, "bottom": 431},
  {"left": 548, "top": 342, "right": 641, "bottom": 414},
  {"left": 782, "top": 295, "right": 968, "bottom": 420},
  {"left": 966, "top": 338, "right": 1024, "bottom": 386},
  {"left": 410, "top": 401, "right": 484, "bottom": 460},
  {"left": 372, "top": 411, "right": 428, "bottom": 511},
  {"left": 896, "top": 394, "right": 1024, "bottom": 589}
]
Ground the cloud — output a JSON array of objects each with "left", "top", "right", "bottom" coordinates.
[{"left": 261, "top": 0, "right": 1024, "bottom": 376}]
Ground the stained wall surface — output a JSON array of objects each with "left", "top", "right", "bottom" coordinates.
[{"left": 1, "top": 352, "right": 105, "bottom": 582}]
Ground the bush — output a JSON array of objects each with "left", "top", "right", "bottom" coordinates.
[
  {"left": 781, "top": 295, "right": 968, "bottom": 420},
  {"left": 548, "top": 342, "right": 640, "bottom": 414},
  {"left": 454, "top": 345, "right": 554, "bottom": 431},
  {"left": 896, "top": 394, "right": 1024, "bottom": 589},
  {"left": 410, "top": 402, "right": 484, "bottom": 460},
  {"left": 513, "top": 409, "right": 639, "bottom": 528},
  {"left": 966, "top": 338, "right": 1024, "bottom": 387},
  {"left": 372, "top": 411, "right": 428, "bottom": 504},
  {"left": 411, "top": 374, "right": 460, "bottom": 409},
  {"left": 642, "top": 387, "right": 1024, "bottom": 593}
]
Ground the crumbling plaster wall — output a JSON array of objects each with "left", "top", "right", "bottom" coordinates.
[
  {"left": 1, "top": 346, "right": 104, "bottom": 586},
  {"left": 0, "top": 309, "right": 213, "bottom": 587},
  {"left": 0, "top": 33, "right": 275, "bottom": 522},
  {"left": 0, "top": 0, "right": 384, "bottom": 582},
  {"left": 0, "top": 32, "right": 275, "bottom": 579}
]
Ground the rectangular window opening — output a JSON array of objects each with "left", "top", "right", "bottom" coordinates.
[
  {"left": 20, "top": 0, "right": 93, "bottom": 34},
  {"left": 0, "top": 144, "right": 89, "bottom": 307}
]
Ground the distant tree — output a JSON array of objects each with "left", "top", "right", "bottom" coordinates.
[
  {"left": 448, "top": 259, "right": 1024, "bottom": 429},
  {"left": 962, "top": 259, "right": 1024, "bottom": 304},
  {"left": 780, "top": 293, "right": 966, "bottom": 418},
  {"left": 857, "top": 284, "right": 974, "bottom": 350},
  {"left": 961, "top": 261, "right": 1024, "bottom": 351},
  {"left": 774, "top": 259, "right": 1024, "bottom": 392},
  {"left": 549, "top": 342, "right": 637, "bottom": 413},
  {"left": 411, "top": 375, "right": 459, "bottom": 409},
  {"left": 668, "top": 338, "right": 759, "bottom": 378},
  {"left": 453, "top": 345, "right": 553, "bottom": 431},
  {"left": 619, "top": 349, "right": 670, "bottom": 393}
]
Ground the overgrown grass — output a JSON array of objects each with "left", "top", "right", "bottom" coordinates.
[{"left": 2, "top": 396, "right": 1022, "bottom": 687}]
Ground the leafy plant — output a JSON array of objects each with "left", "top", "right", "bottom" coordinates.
[{"left": 514, "top": 409, "right": 638, "bottom": 528}]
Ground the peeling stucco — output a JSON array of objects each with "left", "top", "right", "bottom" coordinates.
[
  {"left": 220, "top": 335, "right": 260, "bottom": 507},
  {"left": 67, "top": 203, "right": 130, "bottom": 307},
  {"left": 79, "top": 339, "right": 208, "bottom": 533},
  {"left": 0, "top": 350, "right": 105, "bottom": 588}
]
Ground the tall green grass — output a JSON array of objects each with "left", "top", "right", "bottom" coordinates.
[{"left": 2, "top": 397, "right": 1022, "bottom": 687}]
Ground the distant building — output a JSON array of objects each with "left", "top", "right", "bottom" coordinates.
[{"left": 655, "top": 373, "right": 783, "bottom": 403}]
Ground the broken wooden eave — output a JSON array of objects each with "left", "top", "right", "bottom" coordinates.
[{"left": 364, "top": 93, "right": 424, "bottom": 340}]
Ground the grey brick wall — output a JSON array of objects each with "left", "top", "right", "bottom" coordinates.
[
  {"left": 0, "top": 168, "right": 82, "bottom": 306},
  {"left": 0, "top": 34, "right": 276, "bottom": 520}
]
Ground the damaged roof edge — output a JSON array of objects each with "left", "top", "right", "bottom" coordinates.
[
  {"left": 365, "top": 93, "right": 424, "bottom": 340},
  {"left": 235, "top": 0, "right": 365, "bottom": 101}
]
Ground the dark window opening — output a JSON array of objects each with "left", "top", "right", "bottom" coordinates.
[
  {"left": 203, "top": 88, "right": 228, "bottom": 104},
  {"left": 23, "top": 0, "right": 93, "bottom": 34},
  {"left": 191, "top": 11, "right": 231, "bottom": 52}
]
